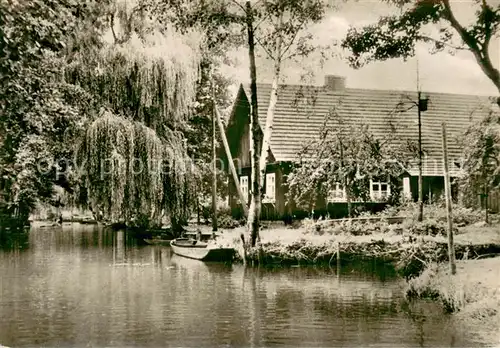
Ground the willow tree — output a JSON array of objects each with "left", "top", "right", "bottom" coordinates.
[{"left": 68, "top": 2, "right": 203, "bottom": 230}]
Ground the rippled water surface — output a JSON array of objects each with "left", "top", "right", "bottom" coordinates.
[{"left": 0, "top": 225, "right": 484, "bottom": 347}]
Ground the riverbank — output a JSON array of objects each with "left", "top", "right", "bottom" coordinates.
[
  {"left": 211, "top": 220, "right": 500, "bottom": 277},
  {"left": 406, "top": 257, "right": 500, "bottom": 346},
  {"left": 208, "top": 219, "right": 500, "bottom": 345}
]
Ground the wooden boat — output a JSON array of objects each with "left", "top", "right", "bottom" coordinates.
[
  {"left": 183, "top": 231, "right": 216, "bottom": 242},
  {"left": 80, "top": 218, "right": 98, "bottom": 225},
  {"left": 170, "top": 238, "right": 235, "bottom": 262}
]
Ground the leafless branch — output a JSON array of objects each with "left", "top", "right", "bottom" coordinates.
[
  {"left": 254, "top": 35, "right": 275, "bottom": 60},
  {"left": 253, "top": 10, "right": 272, "bottom": 31}
]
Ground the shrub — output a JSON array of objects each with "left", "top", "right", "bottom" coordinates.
[
  {"left": 405, "top": 263, "right": 441, "bottom": 299},
  {"left": 216, "top": 207, "right": 243, "bottom": 229},
  {"left": 428, "top": 204, "right": 483, "bottom": 226},
  {"left": 354, "top": 201, "right": 419, "bottom": 220},
  {"left": 358, "top": 201, "right": 483, "bottom": 227},
  {"left": 402, "top": 218, "right": 460, "bottom": 237},
  {"left": 309, "top": 219, "right": 393, "bottom": 236}
]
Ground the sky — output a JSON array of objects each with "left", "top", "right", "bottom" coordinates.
[{"left": 219, "top": 0, "right": 500, "bottom": 98}]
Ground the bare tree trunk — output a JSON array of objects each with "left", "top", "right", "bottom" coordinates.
[
  {"left": 214, "top": 101, "right": 249, "bottom": 218},
  {"left": 442, "top": 122, "right": 456, "bottom": 275},
  {"left": 246, "top": 0, "right": 261, "bottom": 247},
  {"left": 259, "top": 13, "right": 283, "bottom": 191}
]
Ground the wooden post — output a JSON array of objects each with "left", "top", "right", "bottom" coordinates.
[
  {"left": 196, "top": 192, "right": 200, "bottom": 225},
  {"left": 441, "top": 122, "right": 457, "bottom": 275},
  {"left": 339, "top": 139, "right": 351, "bottom": 219},
  {"left": 214, "top": 102, "right": 249, "bottom": 218},
  {"left": 212, "top": 82, "right": 218, "bottom": 232},
  {"left": 485, "top": 184, "right": 489, "bottom": 224},
  {"left": 336, "top": 240, "right": 341, "bottom": 278}
]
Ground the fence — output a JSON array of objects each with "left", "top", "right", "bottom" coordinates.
[{"left": 486, "top": 190, "right": 500, "bottom": 213}]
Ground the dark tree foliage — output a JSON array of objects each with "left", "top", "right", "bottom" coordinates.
[
  {"left": 0, "top": 0, "right": 86, "bottom": 226},
  {"left": 342, "top": 0, "right": 500, "bottom": 103}
]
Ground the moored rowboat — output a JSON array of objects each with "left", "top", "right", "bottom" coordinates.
[{"left": 170, "top": 238, "right": 235, "bottom": 262}]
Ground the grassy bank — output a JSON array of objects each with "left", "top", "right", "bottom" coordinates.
[
  {"left": 406, "top": 257, "right": 500, "bottom": 345},
  {"left": 211, "top": 219, "right": 500, "bottom": 277}
]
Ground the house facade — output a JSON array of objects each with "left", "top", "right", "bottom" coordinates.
[{"left": 222, "top": 75, "right": 494, "bottom": 220}]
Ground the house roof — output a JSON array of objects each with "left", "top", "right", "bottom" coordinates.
[{"left": 235, "top": 81, "right": 495, "bottom": 176}]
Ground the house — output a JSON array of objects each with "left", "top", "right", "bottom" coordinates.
[{"left": 221, "top": 75, "right": 494, "bottom": 220}]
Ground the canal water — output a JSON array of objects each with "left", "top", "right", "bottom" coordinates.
[{"left": 0, "top": 225, "right": 484, "bottom": 347}]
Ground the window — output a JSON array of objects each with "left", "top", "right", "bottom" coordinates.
[
  {"left": 328, "top": 182, "right": 345, "bottom": 202},
  {"left": 265, "top": 173, "right": 276, "bottom": 201},
  {"left": 240, "top": 176, "right": 248, "bottom": 202},
  {"left": 403, "top": 177, "right": 411, "bottom": 199},
  {"left": 370, "top": 180, "right": 390, "bottom": 201}
]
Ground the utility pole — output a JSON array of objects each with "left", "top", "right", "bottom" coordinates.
[
  {"left": 417, "top": 92, "right": 429, "bottom": 221},
  {"left": 416, "top": 58, "right": 423, "bottom": 222},
  {"left": 442, "top": 122, "right": 456, "bottom": 275},
  {"left": 418, "top": 90, "right": 423, "bottom": 221},
  {"left": 416, "top": 59, "right": 428, "bottom": 222},
  {"left": 211, "top": 80, "right": 218, "bottom": 232}
]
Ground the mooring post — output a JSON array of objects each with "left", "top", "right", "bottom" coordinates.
[
  {"left": 336, "top": 241, "right": 341, "bottom": 278},
  {"left": 442, "top": 122, "right": 457, "bottom": 275},
  {"left": 211, "top": 78, "right": 218, "bottom": 232}
]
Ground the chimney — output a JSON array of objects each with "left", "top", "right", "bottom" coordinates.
[{"left": 324, "top": 75, "right": 346, "bottom": 92}]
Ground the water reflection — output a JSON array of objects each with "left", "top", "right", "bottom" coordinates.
[
  {"left": 0, "top": 225, "right": 484, "bottom": 347},
  {"left": 0, "top": 229, "right": 29, "bottom": 252}
]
